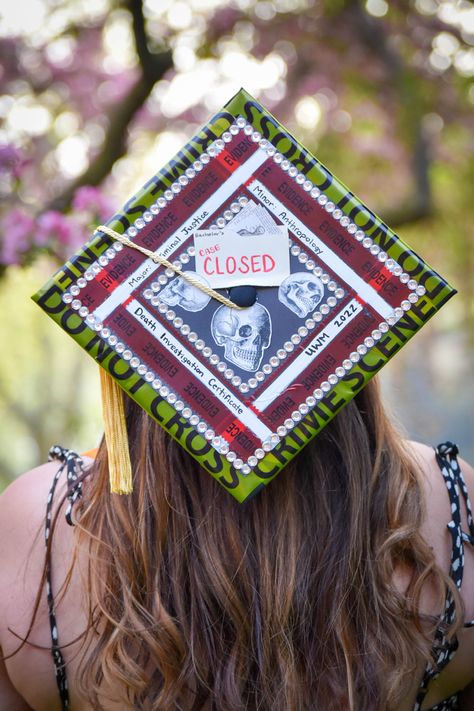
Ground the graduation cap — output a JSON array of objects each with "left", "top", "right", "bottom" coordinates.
[{"left": 33, "top": 89, "right": 455, "bottom": 503}]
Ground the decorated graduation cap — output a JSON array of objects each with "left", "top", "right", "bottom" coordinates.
[{"left": 33, "top": 88, "right": 455, "bottom": 503}]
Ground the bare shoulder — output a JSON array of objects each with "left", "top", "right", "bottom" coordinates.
[
  {"left": 406, "top": 440, "right": 474, "bottom": 620},
  {"left": 0, "top": 461, "right": 65, "bottom": 632}
]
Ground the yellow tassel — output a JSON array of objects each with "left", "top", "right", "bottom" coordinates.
[{"left": 99, "top": 367, "right": 133, "bottom": 494}]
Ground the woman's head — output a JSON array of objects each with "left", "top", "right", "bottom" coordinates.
[{"left": 75, "top": 378, "right": 448, "bottom": 710}]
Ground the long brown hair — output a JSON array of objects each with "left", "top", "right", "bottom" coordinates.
[{"left": 73, "top": 378, "right": 457, "bottom": 710}]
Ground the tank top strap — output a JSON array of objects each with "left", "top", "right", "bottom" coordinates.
[{"left": 45, "top": 445, "right": 85, "bottom": 711}]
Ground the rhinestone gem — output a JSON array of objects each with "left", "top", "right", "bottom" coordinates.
[
  {"left": 189, "top": 414, "right": 199, "bottom": 426},
  {"left": 335, "top": 366, "right": 346, "bottom": 377},
  {"left": 296, "top": 173, "right": 305, "bottom": 184},
  {"left": 239, "top": 383, "right": 250, "bottom": 393},
  {"left": 400, "top": 273, "right": 410, "bottom": 284},
  {"left": 71, "top": 299, "right": 81, "bottom": 310},
  {"left": 153, "top": 379, "right": 163, "bottom": 391},
  {"left": 347, "top": 223, "right": 357, "bottom": 234},
  {"left": 317, "top": 194, "right": 328, "bottom": 206},
  {"left": 416, "top": 285, "right": 426, "bottom": 296},
  {"left": 263, "top": 363, "right": 273, "bottom": 373},
  {"left": 357, "top": 344, "right": 367, "bottom": 355},
  {"left": 364, "top": 337, "right": 375, "bottom": 348},
  {"left": 314, "top": 388, "right": 324, "bottom": 398},
  {"left": 306, "top": 396, "right": 316, "bottom": 407},
  {"left": 321, "top": 381, "right": 331, "bottom": 392},
  {"left": 328, "top": 374, "right": 338, "bottom": 385},
  {"left": 127, "top": 226, "right": 138, "bottom": 237},
  {"left": 130, "top": 357, "right": 140, "bottom": 368},
  {"left": 63, "top": 293, "right": 73, "bottom": 304},
  {"left": 116, "top": 342, "right": 125, "bottom": 353},
  {"left": 78, "top": 306, "right": 88, "bottom": 317},
  {"left": 277, "top": 349, "right": 287, "bottom": 359},
  {"left": 340, "top": 216, "right": 350, "bottom": 227},
  {"left": 310, "top": 187, "right": 321, "bottom": 198}
]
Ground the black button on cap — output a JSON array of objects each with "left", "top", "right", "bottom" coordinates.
[{"left": 228, "top": 285, "right": 257, "bottom": 307}]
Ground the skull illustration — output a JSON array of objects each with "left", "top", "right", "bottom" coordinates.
[
  {"left": 278, "top": 272, "right": 324, "bottom": 318},
  {"left": 159, "top": 271, "right": 211, "bottom": 312},
  {"left": 211, "top": 303, "right": 272, "bottom": 372}
]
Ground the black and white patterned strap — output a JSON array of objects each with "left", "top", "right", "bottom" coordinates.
[{"left": 46, "top": 445, "right": 85, "bottom": 711}]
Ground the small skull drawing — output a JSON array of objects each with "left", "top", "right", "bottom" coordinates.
[
  {"left": 211, "top": 303, "right": 272, "bottom": 372},
  {"left": 278, "top": 272, "right": 324, "bottom": 318},
  {"left": 159, "top": 271, "right": 211, "bottom": 312}
]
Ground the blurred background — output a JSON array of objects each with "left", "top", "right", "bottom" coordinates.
[{"left": 0, "top": 0, "right": 472, "bottom": 489}]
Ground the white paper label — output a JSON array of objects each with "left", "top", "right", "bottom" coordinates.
[{"left": 193, "top": 203, "right": 290, "bottom": 288}]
